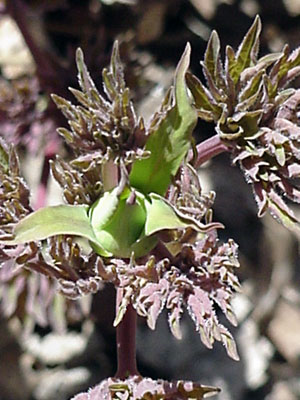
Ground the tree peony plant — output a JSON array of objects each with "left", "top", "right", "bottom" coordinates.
[{"left": 1, "top": 15, "right": 300, "bottom": 399}]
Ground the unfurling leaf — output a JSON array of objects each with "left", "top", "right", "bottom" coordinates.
[{"left": 89, "top": 187, "right": 157, "bottom": 258}]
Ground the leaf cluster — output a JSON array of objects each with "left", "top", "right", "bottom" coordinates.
[
  {"left": 72, "top": 375, "right": 220, "bottom": 400},
  {"left": 52, "top": 43, "right": 149, "bottom": 168},
  {"left": 0, "top": 40, "right": 241, "bottom": 361},
  {"left": 187, "top": 15, "right": 300, "bottom": 229}
]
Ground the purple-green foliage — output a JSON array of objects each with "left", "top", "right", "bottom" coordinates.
[{"left": 1, "top": 15, "right": 300, "bottom": 399}]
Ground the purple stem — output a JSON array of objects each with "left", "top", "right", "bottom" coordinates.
[
  {"left": 115, "top": 288, "right": 139, "bottom": 379},
  {"left": 190, "top": 134, "right": 229, "bottom": 168}
]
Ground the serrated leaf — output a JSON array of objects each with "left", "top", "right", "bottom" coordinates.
[
  {"left": 51, "top": 93, "right": 73, "bottom": 110},
  {"left": 56, "top": 127, "right": 74, "bottom": 143},
  {"left": 267, "top": 191, "right": 299, "bottom": 230},
  {"left": 5, "top": 205, "right": 102, "bottom": 248},
  {"left": 129, "top": 43, "right": 197, "bottom": 196},
  {"left": 201, "top": 63, "right": 226, "bottom": 103},
  {"left": 274, "top": 47, "right": 300, "bottom": 92}
]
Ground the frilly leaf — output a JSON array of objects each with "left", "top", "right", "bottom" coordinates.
[{"left": 72, "top": 376, "right": 220, "bottom": 399}]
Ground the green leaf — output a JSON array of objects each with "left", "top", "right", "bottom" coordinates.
[
  {"left": 186, "top": 72, "right": 222, "bottom": 118},
  {"left": 225, "top": 45, "right": 237, "bottom": 82},
  {"left": 230, "top": 15, "right": 261, "bottom": 84},
  {"left": 89, "top": 187, "right": 120, "bottom": 231},
  {"left": 275, "top": 145, "right": 286, "bottom": 166},
  {"left": 265, "top": 188, "right": 299, "bottom": 231},
  {"left": 102, "top": 41, "right": 126, "bottom": 101},
  {"left": 270, "top": 46, "right": 300, "bottom": 95},
  {"left": 203, "top": 30, "right": 227, "bottom": 93},
  {"left": 6, "top": 204, "right": 103, "bottom": 248},
  {"left": 90, "top": 187, "right": 157, "bottom": 258},
  {"left": 0, "top": 139, "right": 9, "bottom": 172},
  {"left": 238, "top": 70, "right": 264, "bottom": 103},
  {"left": 204, "top": 31, "right": 221, "bottom": 82},
  {"left": 129, "top": 43, "right": 197, "bottom": 196},
  {"left": 145, "top": 193, "right": 222, "bottom": 235},
  {"left": 76, "top": 47, "right": 98, "bottom": 94}
]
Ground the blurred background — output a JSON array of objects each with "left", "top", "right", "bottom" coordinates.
[{"left": 0, "top": 0, "right": 300, "bottom": 399}]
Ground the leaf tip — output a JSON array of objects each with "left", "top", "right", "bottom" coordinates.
[{"left": 76, "top": 47, "right": 84, "bottom": 65}]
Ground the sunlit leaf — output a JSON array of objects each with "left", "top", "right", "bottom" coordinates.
[
  {"left": 76, "top": 47, "right": 98, "bottom": 95},
  {"left": 230, "top": 15, "right": 261, "bottom": 84},
  {"left": 186, "top": 72, "right": 222, "bottom": 118},
  {"left": 90, "top": 187, "right": 157, "bottom": 258},
  {"left": 145, "top": 193, "right": 222, "bottom": 235},
  {"left": 204, "top": 30, "right": 224, "bottom": 88},
  {"left": 6, "top": 205, "right": 102, "bottom": 248},
  {"left": 129, "top": 43, "right": 197, "bottom": 196}
]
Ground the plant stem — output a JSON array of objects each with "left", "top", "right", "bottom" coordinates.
[
  {"left": 190, "top": 134, "right": 229, "bottom": 168},
  {"left": 101, "top": 160, "right": 119, "bottom": 191},
  {"left": 115, "top": 288, "right": 139, "bottom": 379},
  {"left": 6, "top": 0, "right": 69, "bottom": 97}
]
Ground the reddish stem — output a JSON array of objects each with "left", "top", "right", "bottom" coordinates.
[
  {"left": 191, "top": 134, "right": 229, "bottom": 168},
  {"left": 115, "top": 288, "right": 139, "bottom": 379}
]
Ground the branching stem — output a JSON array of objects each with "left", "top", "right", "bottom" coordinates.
[{"left": 192, "top": 134, "right": 229, "bottom": 168}]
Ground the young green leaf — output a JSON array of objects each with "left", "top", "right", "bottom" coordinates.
[
  {"left": 4, "top": 204, "right": 104, "bottom": 250},
  {"left": 185, "top": 72, "right": 222, "bottom": 119},
  {"left": 129, "top": 43, "right": 197, "bottom": 196},
  {"left": 204, "top": 31, "right": 221, "bottom": 82},
  {"left": 145, "top": 193, "right": 222, "bottom": 236},
  {"left": 76, "top": 47, "right": 98, "bottom": 95},
  {"left": 203, "top": 30, "right": 226, "bottom": 91},
  {"left": 89, "top": 187, "right": 157, "bottom": 258},
  {"left": 230, "top": 15, "right": 261, "bottom": 84}
]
